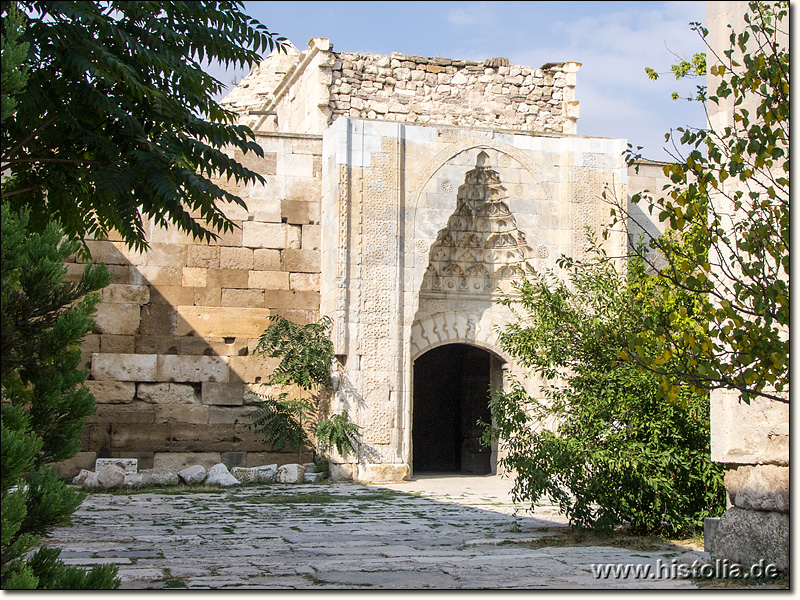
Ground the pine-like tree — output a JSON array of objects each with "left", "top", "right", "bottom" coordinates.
[{"left": 1, "top": 204, "right": 117, "bottom": 589}]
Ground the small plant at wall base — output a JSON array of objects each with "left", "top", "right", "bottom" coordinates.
[{"left": 244, "top": 315, "right": 361, "bottom": 463}]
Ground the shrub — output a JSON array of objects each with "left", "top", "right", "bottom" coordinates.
[{"left": 483, "top": 235, "right": 725, "bottom": 536}]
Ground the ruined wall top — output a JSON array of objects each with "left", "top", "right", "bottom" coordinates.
[{"left": 222, "top": 38, "right": 581, "bottom": 136}]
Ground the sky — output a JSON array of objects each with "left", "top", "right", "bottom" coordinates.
[{"left": 212, "top": 1, "right": 708, "bottom": 162}]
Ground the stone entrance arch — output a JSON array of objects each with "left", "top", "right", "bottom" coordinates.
[{"left": 412, "top": 343, "right": 503, "bottom": 475}]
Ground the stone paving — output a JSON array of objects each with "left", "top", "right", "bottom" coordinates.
[{"left": 46, "top": 474, "right": 707, "bottom": 589}]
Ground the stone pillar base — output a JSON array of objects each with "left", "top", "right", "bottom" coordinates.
[{"left": 710, "top": 507, "right": 789, "bottom": 572}]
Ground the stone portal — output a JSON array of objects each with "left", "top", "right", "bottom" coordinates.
[{"left": 412, "top": 344, "right": 493, "bottom": 474}]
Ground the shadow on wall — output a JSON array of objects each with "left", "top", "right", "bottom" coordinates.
[{"left": 57, "top": 227, "right": 321, "bottom": 476}]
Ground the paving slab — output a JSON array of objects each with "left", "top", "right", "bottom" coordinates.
[{"left": 43, "top": 474, "right": 703, "bottom": 589}]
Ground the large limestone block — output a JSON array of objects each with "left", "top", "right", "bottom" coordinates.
[
  {"left": 85, "top": 381, "right": 136, "bottom": 404},
  {"left": 93, "top": 303, "right": 141, "bottom": 335},
  {"left": 95, "top": 458, "right": 138, "bottom": 474},
  {"left": 276, "top": 464, "right": 305, "bottom": 484},
  {"left": 178, "top": 465, "right": 207, "bottom": 485},
  {"left": 711, "top": 507, "right": 789, "bottom": 572},
  {"left": 168, "top": 424, "right": 235, "bottom": 452},
  {"left": 157, "top": 355, "right": 229, "bottom": 383},
  {"left": 711, "top": 390, "right": 789, "bottom": 465},
  {"left": 137, "top": 382, "right": 199, "bottom": 404},
  {"left": 140, "top": 468, "right": 179, "bottom": 487},
  {"left": 282, "top": 249, "right": 320, "bottom": 273},
  {"left": 154, "top": 404, "right": 209, "bottom": 425},
  {"left": 91, "top": 353, "right": 157, "bottom": 382},
  {"left": 231, "top": 464, "right": 277, "bottom": 483},
  {"left": 96, "top": 464, "right": 126, "bottom": 489},
  {"left": 357, "top": 463, "right": 410, "bottom": 483},
  {"left": 205, "top": 463, "right": 241, "bottom": 487},
  {"left": 241, "top": 222, "right": 301, "bottom": 249},
  {"left": 201, "top": 382, "right": 245, "bottom": 406},
  {"left": 111, "top": 422, "right": 170, "bottom": 452},
  {"left": 726, "top": 465, "right": 789, "bottom": 513},
  {"left": 329, "top": 463, "right": 355, "bottom": 482},
  {"left": 153, "top": 452, "right": 221, "bottom": 472},
  {"left": 177, "top": 306, "right": 273, "bottom": 338}
]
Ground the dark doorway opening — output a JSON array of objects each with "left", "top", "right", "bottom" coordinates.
[{"left": 412, "top": 344, "right": 493, "bottom": 474}]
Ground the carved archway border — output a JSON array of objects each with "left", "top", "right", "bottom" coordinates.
[
  {"left": 409, "top": 135, "right": 546, "bottom": 211},
  {"left": 409, "top": 311, "right": 512, "bottom": 363}
]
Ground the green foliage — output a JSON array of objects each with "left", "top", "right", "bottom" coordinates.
[
  {"left": 315, "top": 412, "right": 361, "bottom": 457},
  {"left": 246, "top": 315, "right": 361, "bottom": 459},
  {"left": 1, "top": 204, "right": 117, "bottom": 588},
  {"left": 0, "top": 3, "right": 27, "bottom": 123},
  {"left": 1, "top": 1, "right": 285, "bottom": 251},
  {"left": 622, "top": 1, "right": 788, "bottom": 404},
  {"left": 483, "top": 236, "right": 725, "bottom": 536},
  {"left": 253, "top": 316, "right": 334, "bottom": 390},
  {"left": 245, "top": 392, "right": 314, "bottom": 453}
]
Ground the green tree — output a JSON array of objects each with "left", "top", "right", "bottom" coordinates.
[
  {"left": 619, "top": 0, "right": 788, "bottom": 404},
  {"left": 1, "top": 1, "right": 285, "bottom": 251},
  {"left": 245, "top": 316, "right": 361, "bottom": 462},
  {"left": 483, "top": 236, "right": 725, "bottom": 536},
  {"left": 1, "top": 204, "right": 116, "bottom": 589}
]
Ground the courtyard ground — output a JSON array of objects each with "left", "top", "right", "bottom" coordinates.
[{"left": 46, "top": 473, "right": 713, "bottom": 589}]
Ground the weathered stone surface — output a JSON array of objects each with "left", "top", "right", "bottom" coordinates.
[
  {"left": 123, "top": 472, "right": 144, "bottom": 488},
  {"left": 231, "top": 464, "right": 277, "bottom": 483},
  {"left": 81, "top": 471, "right": 100, "bottom": 489},
  {"left": 726, "top": 465, "right": 789, "bottom": 513},
  {"left": 73, "top": 469, "right": 92, "bottom": 485},
  {"left": 201, "top": 382, "right": 245, "bottom": 406},
  {"left": 85, "top": 381, "right": 136, "bottom": 405},
  {"left": 96, "top": 464, "right": 126, "bottom": 489},
  {"left": 178, "top": 465, "right": 207, "bottom": 485},
  {"left": 330, "top": 463, "right": 355, "bottom": 482},
  {"left": 205, "top": 463, "right": 241, "bottom": 487},
  {"left": 53, "top": 452, "right": 97, "bottom": 478},
  {"left": 153, "top": 452, "right": 222, "bottom": 472},
  {"left": 276, "top": 463, "right": 305, "bottom": 484},
  {"left": 140, "top": 468, "right": 180, "bottom": 487},
  {"left": 95, "top": 458, "right": 138, "bottom": 474},
  {"left": 157, "top": 355, "right": 229, "bottom": 383},
  {"left": 711, "top": 507, "right": 789, "bottom": 572},
  {"left": 91, "top": 353, "right": 157, "bottom": 382},
  {"left": 357, "top": 464, "right": 410, "bottom": 483},
  {"left": 304, "top": 472, "right": 323, "bottom": 483},
  {"left": 137, "top": 383, "right": 199, "bottom": 404}
]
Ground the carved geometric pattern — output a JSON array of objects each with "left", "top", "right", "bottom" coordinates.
[
  {"left": 420, "top": 151, "right": 534, "bottom": 297},
  {"left": 409, "top": 311, "right": 511, "bottom": 362}
]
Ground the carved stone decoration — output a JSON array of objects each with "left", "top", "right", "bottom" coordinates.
[{"left": 420, "top": 151, "right": 534, "bottom": 297}]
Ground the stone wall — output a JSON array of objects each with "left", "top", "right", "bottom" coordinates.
[
  {"left": 328, "top": 53, "right": 579, "bottom": 134},
  {"left": 60, "top": 132, "right": 323, "bottom": 476},
  {"left": 221, "top": 38, "right": 579, "bottom": 136}
]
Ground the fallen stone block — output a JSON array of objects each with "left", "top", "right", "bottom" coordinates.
[
  {"left": 178, "top": 465, "right": 207, "bottom": 485},
  {"left": 304, "top": 472, "right": 323, "bottom": 483},
  {"left": 95, "top": 458, "right": 138, "bottom": 474},
  {"left": 139, "top": 468, "right": 179, "bottom": 487},
  {"left": 73, "top": 469, "right": 92, "bottom": 486},
  {"left": 124, "top": 472, "right": 144, "bottom": 488},
  {"left": 256, "top": 464, "right": 278, "bottom": 483},
  {"left": 231, "top": 464, "right": 277, "bottom": 483},
  {"left": 205, "top": 463, "right": 241, "bottom": 487},
  {"left": 302, "top": 462, "right": 317, "bottom": 473},
  {"left": 81, "top": 471, "right": 100, "bottom": 489},
  {"left": 96, "top": 464, "right": 126, "bottom": 489},
  {"left": 276, "top": 464, "right": 305, "bottom": 484}
]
